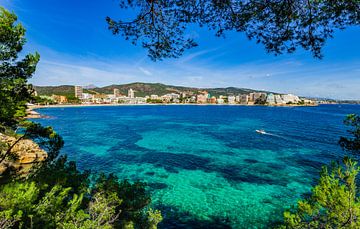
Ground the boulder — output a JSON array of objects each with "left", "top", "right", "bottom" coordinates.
[{"left": 0, "top": 133, "right": 47, "bottom": 176}]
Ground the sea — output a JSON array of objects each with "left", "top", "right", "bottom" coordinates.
[{"left": 34, "top": 104, "right": 360, "bottom": 228}]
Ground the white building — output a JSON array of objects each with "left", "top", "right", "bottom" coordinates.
[
  {"left": 150, "top": 94, "right": 159, "bottom": 100},
  {"left": 274, "top": 95, "right": 285, "bottom": 104},
  {"left": 281, "top": 94, "right": 300, "bottom": 104},
  {"left": 81, "top": 93, "right": 93, "bottom": 100},
  {"left": 266, "top": 93, "right": 276, "bottom": 105},
  {"left": 128, "top": 88, "right": 135, "bottom": 98},
  {"left": 228, "top": 95, "right": 236, "bottom": 104},
  {"left": 161, "top": 94, "right": 172, "bottom": 103}
]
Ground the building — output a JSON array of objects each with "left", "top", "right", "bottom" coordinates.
[
  {"left": 302, "top": 98, "right": 315, "bottom": 104},
  {"left": 114, "top": 88, "right": 120, "bottom": 97},
  {"left": 82, "top": 93, "right": 93, "bottom": 100},
  {"left": 189, "top": 96, "right": 197, "bottom": 103},
  {"left": 51, "top": 95, "right": 68, "bottom": 104},
  {"left": 92, "top": 94, "right": 107, "bottom": 103},
  {"left": 228, "top": 95, "right": 236, "bottom": 104},
  {"left": 196, "top": 94, "right": 208, "bottom": 103},
  {"left": 161, "top": 94, "right": 172, "bottom": 103},
  {"left": 196, "top": 91, "right": 209, "bottom": 103},
  {"left": 274, "top": 95, "right": 285, "bottom": 104},
  {"left": 266, "top": 93, "right": 275, "bottom": 105},
  {"left": 217, "top": 98, "right": 224, "bottom": 104},
  {"left": 281, "top": 94, "right": 300, "bottom": 104},
  {"left": 128, "top": 88, "right": 134, "bottom": 98},
  {"left": 209, "top": 96, "right": 217, "bottom": 104},
  {"left": 75, "top": 86, "right": 83, "bottom": 99},
  {"left": 239, "top": 94, "right": 249, "bottom": 104},
  {"left": 249, "top": 92, "right": 267, "bottom": 103},
  {"left": 150, "top": 94, "right": 159, "bottom": 100}
]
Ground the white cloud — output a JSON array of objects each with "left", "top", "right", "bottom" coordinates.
[{"left": 138, "top": 67, "right": 153, "bottom": 76}]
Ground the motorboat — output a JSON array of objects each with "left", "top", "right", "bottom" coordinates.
[{"left": 256, "top": 129, "right": 266, "bottom": 134}]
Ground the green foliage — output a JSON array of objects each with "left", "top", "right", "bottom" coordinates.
[
  {"left": 66, "top": 95, "right": 81, "bottom": 104},
  {"left": 146, "top": 209, "right": 163, "bottom": 229},
  {"left": 281, "top": 157, "right": 360, "bottom": 228},
  {"left": 33, "top": 85, "right": 75, "bottom": 97},
  {"left": 58, "top": 192, "right": 122, "bottom": 229},
  {"left": 254, "top": 98, "right": 266, "bottom": 105},
  {"left": 146, "top": 99, "right": 163, "bottom": 104},
  {"left": 297, "top": 100, "right": 305, "bottom": 105},
  {"left": 339, "top": 114, "right": 360, "bottom": 154},
  {"left": 93, "top": 173, "right": 156, "bottom": 227},
  {"left": 107, "top": 1, "right": 359, "bottom": 60},
  {"left": 32, "top": 96, "right": 56, "bottom": 105},
  {"left": 0, "top": 182, "right": 39, "bottom": 228},
  {"left": 0, "top": 182, "right": 123, "bottom": 228},
  {"left": 0, "top": 7, "right": 40, "bottom": 127}
]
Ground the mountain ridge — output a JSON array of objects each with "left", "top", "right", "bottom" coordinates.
[{"left": 34, "top": 82, "right": 273, "bottom": 97}]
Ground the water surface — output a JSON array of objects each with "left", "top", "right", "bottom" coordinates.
[{"left": 35, "top": 104, "right": 360, "bottom": 228}]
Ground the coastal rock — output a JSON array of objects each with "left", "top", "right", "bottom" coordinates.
[
  {"left": 25, "top": 108, "right": 42, "bottom": 119},
  {"left": 0, "top": 133, "right": 47, "bottom": 176}
]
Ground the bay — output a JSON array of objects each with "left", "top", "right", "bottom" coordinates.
[{"left": 34, "top": 104, "right": 360, "bottom": 228}]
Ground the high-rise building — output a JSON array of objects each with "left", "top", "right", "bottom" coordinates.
[
  {"left": 128, "top": 88, "right": 134, "bottom": 98},
  {"left": 75, "top": 86, "right": 83, "bottom": 99},
  {"left": 114, "top": 88, "right": 120, "bottom": 97}
]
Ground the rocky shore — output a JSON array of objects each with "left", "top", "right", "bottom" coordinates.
[
  {"left": 25, "top": 108, "right": 42, "bottom": 118},
  {"left": 0, "top": 133, "right": 47, "bottom": 176}
]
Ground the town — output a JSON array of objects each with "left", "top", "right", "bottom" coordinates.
[{"left": 34, "top": 85, "right": 317, "bottom": 106}]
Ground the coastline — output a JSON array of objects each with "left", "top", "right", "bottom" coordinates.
[{"left": 29, "top": 102, "right": 320, "bottom": 109}]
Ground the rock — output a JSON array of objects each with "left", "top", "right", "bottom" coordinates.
[{"left": 0, "top": 133, "right": 47, "bottom": 176}]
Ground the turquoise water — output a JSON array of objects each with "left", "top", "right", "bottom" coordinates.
[{"left": 34, "top": 105, "right": 360, "bottom": 228}]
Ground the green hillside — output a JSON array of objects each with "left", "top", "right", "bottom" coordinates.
[
  {"left": 34, "top": 85, "right": 75, "bottom": 97},
  {"left": 34, "top": 83, "right": 271, "bottom": 97}
]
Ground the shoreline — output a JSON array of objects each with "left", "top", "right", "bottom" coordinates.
[{"left": 29, "top": 102, "right": 320, "bottom": 110}]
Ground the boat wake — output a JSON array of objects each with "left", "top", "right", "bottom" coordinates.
[{"left": 255, "top": 129, "right": 283, "bottom": 138}]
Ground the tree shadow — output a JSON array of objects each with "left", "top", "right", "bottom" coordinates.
[{"left": 155, "top": 204, "right": 232, "bottom": 229}]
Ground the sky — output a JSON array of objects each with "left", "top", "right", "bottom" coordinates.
[{"left": 1, "top": 0, "right": 360, "bottom": 99}]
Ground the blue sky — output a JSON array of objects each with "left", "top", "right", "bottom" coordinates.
[{"left": 1, "top": 0, "right": 360, "bottom": 99}]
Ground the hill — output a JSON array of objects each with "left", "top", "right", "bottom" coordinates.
[
  {"left": 34, "top": 83, "right": 271, "bottom": 97},
  {"left": 34, "top": 85, "right": 75, "bottom": 97}
]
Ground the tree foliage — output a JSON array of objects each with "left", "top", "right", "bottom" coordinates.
[
  {"left": 0, "top": 7, "right": 39, "bottom": 127},
  {"left": 281, "top": 157, "right": 360, "bottom": 228},
  {"left": 280, "top": 115, "right": 360, "bottom": 228},
  {"left": 339, "top": 114, "right": 360, "bottom": 154},
  {"left": 107, "top": 0, "right": 360, "bottom": 60}
]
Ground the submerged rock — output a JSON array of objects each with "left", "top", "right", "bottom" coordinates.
[{"left": 0, "top": 133, "right": 47, "bottom": 176}]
